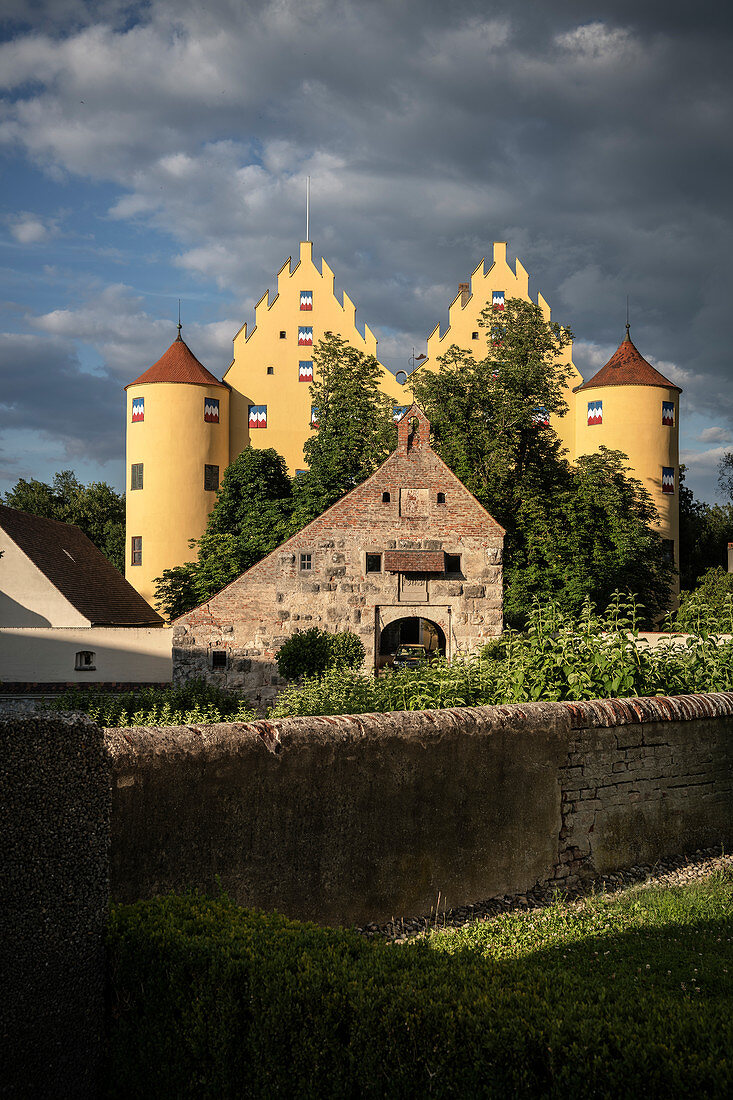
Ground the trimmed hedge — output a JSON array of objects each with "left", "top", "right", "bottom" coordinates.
[{"left": 106, "top": 882, "right": 733, "bottom": 1098}]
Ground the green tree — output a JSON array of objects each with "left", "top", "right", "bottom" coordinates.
[
  {"left": 3, "top": 470, "right": 125, "bottom": 571},
  {"left": 155, "top": 448, "right": 294, "bottom": 618},
  {"left": 411, "top": 298, "right": 673, "bottom": 624},
  {"left": 292, "top": 332, "right": 396, "bottom": 526},
  {"left": 674, "top": 566, "right": 733, "bottom": 631},
  {"left": 679, "top": 465, "right": 733, "bottom": 590}
]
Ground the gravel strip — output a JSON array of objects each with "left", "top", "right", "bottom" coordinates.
[{"left": 357, "top": 847, "right": 733, "bottom": 942}]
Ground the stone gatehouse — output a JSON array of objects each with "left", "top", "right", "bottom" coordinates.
[{"left": 174, "top": 405, "right": 504, "bottom": 707}]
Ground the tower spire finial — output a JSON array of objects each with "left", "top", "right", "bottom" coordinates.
[{"left": 177, "top": 298, "right": 182, "bottom": 339}]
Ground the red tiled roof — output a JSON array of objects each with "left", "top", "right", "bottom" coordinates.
[
  {"left": 0, "top": 505, "right": 164, "bottom": 626},
  {"left": 126, "top": 335, "right": 228, "bottom": 389},
  {"left": 383, "top": 550, "right": 446, "bottom": 573},
  {"left": 575, "top": 330, "right": 681, "bottom": 393}
]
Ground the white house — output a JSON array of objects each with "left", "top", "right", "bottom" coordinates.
[{"left": 0, "top": 505, "right": 171, "bottom": 687}]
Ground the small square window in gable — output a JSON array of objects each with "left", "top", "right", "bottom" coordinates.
[
  {"left": 267, "top": 366, "right": 274, "bottom": 375},
  {"left": 472, "top": 331, "right": 479, "bottom": 340},
  {"left": 300, "top": 552, "right": 313, "bottom": 571},
  {"left": 210, "top": 649, "right": 228, "bottom": 670},
  {"left": 445, "top": 554, "right": 461, "bottom": 574},
  {"left": 437, "top": 492, "right": 446, "bottom": 504},
  {"left": 382, "top": 491, "right": 391, "bottom": 503},
  {"left": 366, "top": 553, "right": 382, "bottom": 574},
  {"left": 279, "top": 330, "right": 286, "bottom": 339}
]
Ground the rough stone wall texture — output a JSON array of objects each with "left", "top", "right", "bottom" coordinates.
[
  {"left": 174, "top": 407, "right": 504, "bottom": 709},
  {"left": 107, "top": 693, "right": 733, "bottom": 928},
  {"left": 0, "top": 713, "right": 109, "bottom": 1099}
]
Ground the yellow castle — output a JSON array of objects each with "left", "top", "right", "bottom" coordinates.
[{"left": 125, "top": 240, "right": 681, "bottom": 607}]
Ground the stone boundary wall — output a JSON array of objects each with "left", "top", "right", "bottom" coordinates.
[
  {"left": 0, "top": 714, "right": 109, "bottom": 1099},
  {"left": 107, "top": 693, "right": 733, "bottom": 927}
]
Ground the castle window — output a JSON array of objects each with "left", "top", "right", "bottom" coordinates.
[
  {"left": 662, "top": 539, "right": 675, "bottom": 564},
  {"left": 662, "top": 401, "right": 675, "bottom": 426},
  {"left": 131, "top": 397, "right": 144, "bottom": 422},
  {"left": 382, "top": 491, "right": 391, "bottom": 503},
  {"left": 299, "top": 552, "right": 312, "bottom": 571},
  {"left": 445, "top": 554, "right": 461, "bottom": 574},
  {"left": 437, "top": 492, "right": 446, "bottom": 504},
  {"left": 472, "top": 331, "right": 479, "bottom": 340},
  {"left": 587, "top": 401, "right": 603, "bottom": 426},
  {"left": 300, "top": 290, "right": 313, "bottom": 310},
  {"left": 210, "top": 649, "right": 228, "bottom": 670},
  {"left": 662, "top": 467, "right": 675, "bottom": 494},
  {"left": 300, "top": 361, "right": 314, "bottom": 382},
  {"left": 298, "top": 327, "right": 314, "bottom": 346},
  {"left": 366, "top": 553, "right": 382, "bottom": 574},
  {"left": 204, "top": 397, "right": 220, "bottom": 423},
  {"left": 267, "top": 366, "right": 274, "bottom": 375},
  {"left": 279, "top": 330, "right": 286, "bottom": 339},
  {"left": 130, "top": 463, "right": 143, "bottom": 490},
  {"left": 75, "top": 650, "right": 96, "bottom": 672},
  {"left": 204, "top": 464, "right": 219, "bottom": 492},
  {"left": 131, "top": 536, "right": 142, "bottom": 566},
  {"left": 492, "top": 291, "right": 505, "bottom": 310}
]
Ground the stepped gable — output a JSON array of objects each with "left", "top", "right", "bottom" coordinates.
[
  {"left": 126, "top": 334, "right": 229, "bottom": 389},
  {"left": 575, "top": 328, "right": 681, "bottom": 393},
  {"left": 0, "top": 505, "right": 164, "bottom": 625}
]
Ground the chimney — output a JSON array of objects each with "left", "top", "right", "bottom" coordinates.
[{"left": 458, "top": 283, "right": 470, "bottom": 307}]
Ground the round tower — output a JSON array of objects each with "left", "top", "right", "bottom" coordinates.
[
  {"left": 573, "top": 326, "right": 681, "bottom": 595},
  {"left": 125, "top": 330, "right": 230, "bottom": 609}
]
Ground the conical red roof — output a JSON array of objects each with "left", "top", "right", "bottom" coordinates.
[
  {"left": 575, "top": 329, "right": 681, "bottom": 393},
  {"left": 126, "top": 334, "right": 228, "bottom": 389}
]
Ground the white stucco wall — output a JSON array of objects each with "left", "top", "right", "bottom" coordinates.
[
  {"left": 0, "top": 626, "right": 172, "bottom": 683},
  {"left": 0, "top": 532, "right": 89, "bottom": 627}
]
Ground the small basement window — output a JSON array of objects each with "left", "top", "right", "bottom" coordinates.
[
  {"left": 445, "top": 553, "right": 461, "bottom": 574},
  {"left": 437, "top": 492, "right": 446, "bottom": 504},
  {"left": 210, "top": 649, "right": 228, "bottom": 670},
  {"left": 382, "top": 491, "right": 391, "bottom": 503},
  {"left": 130, "top": 462, "right": 143, "bottom": 490},
  {"left": 204, "top": 464, "right": 219, "bottom": 492},
  {"left": 75, "top": 650, "right": 96, "bottom": 671},
  {"left": 300, "top": 552, "right": 312, "bottom": 571},
  {"left": 366, "top": 553, "right": 382, "bottom": 574}
]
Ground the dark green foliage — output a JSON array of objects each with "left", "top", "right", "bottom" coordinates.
[
  {"left": 106, "top": 876, "right": 733, "bottom": 1098},
  {"left": 679, "top": 466, "right": 733, "bottom": 589},
  {"left": 155, "top": 448, "right": 295, "bottom": 618},
  {"left": 674, "top": 567, "right": 733, "bottom": 633},
  {"left": 50, "top": 678, "right": 255, "bottom": 727},
  {"left": 275, "top": 627, "right": 365, "bottom": 681},
  {"left": 411, "top": 299, "right": 673, "bottom": 625},
  {"left": 270, "top": 594, "right": 733, "bottom": 716},
  {"left": 3, "top": 469, "right": 125, "bottom": 571},
  {"left": 292, "top": 331, "right": 396, "bottom": 527}
]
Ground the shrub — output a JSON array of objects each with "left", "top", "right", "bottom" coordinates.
[
  {"left": 275, "top": 627, "right": 364, "bottom": 681},
  {"left": 106, "top": 879, "right": 733, "bottom": 1097},
  {"left": 51, "top": 679, "right": 256, "bottom": 727},
  {"left": 674, "top": 567, "right": 733, "bottom": 633}
]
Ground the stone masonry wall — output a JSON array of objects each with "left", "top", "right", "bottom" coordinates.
[
  {"left": 107, "top": 692, "right": 733, "bottom": 928},
  {"left": 175, "top": 409, "right": 504, "bottom": 709}
]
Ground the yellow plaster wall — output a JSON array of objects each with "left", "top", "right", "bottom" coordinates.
[
  {"left": 125, "top": 382, "right": 230, "bottom": 608},
  {"left": 403, "top": 242, "right": 582, "bottom": 457},
  {"left": 574, "top": 383, "right": 680, "bottom": 569},
  {"left": 225, "top": 241, "right": 400, "bottom": 473}
]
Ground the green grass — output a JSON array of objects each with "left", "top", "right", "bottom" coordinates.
[{"left": 106, "top": 872, "right": 733, "bottom": 1098}]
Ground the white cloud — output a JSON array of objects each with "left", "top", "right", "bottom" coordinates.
[
  {"left": 7, "top": 212, "right": 56, "bottom": 244},
  {"left": 697, "top": 426, "right": 732, "bottom": 444}
]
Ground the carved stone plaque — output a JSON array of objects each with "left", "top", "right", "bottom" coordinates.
[
  {"left": 399, "top": 572, "right": 428, "bottom": 603},
  {"left": 399, "top": 487, "right": 429, "bottom": 517}
]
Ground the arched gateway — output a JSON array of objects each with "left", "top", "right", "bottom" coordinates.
[{"left": 378, "top": 616, "right": 446, "bottom": 669}]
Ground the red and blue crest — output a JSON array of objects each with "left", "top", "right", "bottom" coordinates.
[
  {"left": 662, "top": 402, "right": 675, "bottom": 426},
  {"left": 131, "top": 397, "right": 144, "bottom": 422},
  {"left": 204, "top": 398, "right": 219, "bottom": 423},
  {"left": 662, "top": 467, "right": 675, "bottom": 494},
  {"left": 310, "top": 405, "right": 319, "bottom": 428},
  {"left": 587, "top": 400, "right": 602, "bottom": 426},
  {"left": 300, "top": 290, "right": 313, "bottom": 311},
  {"left": 299, "top": 360, "right": 313, "bottom": 382},
  {"left": 298, "top": 327, "right": 313, "bottom": 346},
  {"left": 492, "top": 290, "right": 505, "bottom": 310},
  {"left": 248, "top": 405, "right": 267, "bottom": 429}
]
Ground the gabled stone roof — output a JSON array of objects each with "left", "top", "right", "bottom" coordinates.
[
  {"left": 126, "top": 335, "right": 229, "bottom": 389},
  {"left": 575, "top": 329, "right": 681, "bottom": 393},
  {"left": 0, "top": 505, "right": 164, "bottom": 626}
]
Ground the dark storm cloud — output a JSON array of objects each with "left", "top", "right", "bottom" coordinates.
[{"left": 0, "top": 0, "right": 731, "bottom": 495}]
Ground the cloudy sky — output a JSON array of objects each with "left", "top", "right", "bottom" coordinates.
[{"left": 1, "top": 0, "right": 731, "bottom": 502}]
